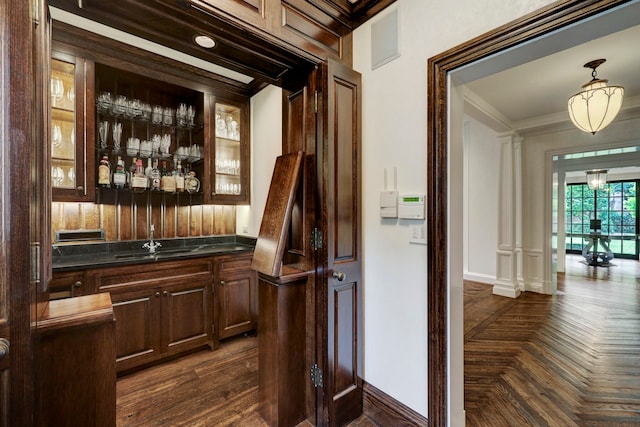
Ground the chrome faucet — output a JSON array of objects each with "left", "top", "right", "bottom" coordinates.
[{"left": 142, "top": 224, "right": 162, "bottom": 253}]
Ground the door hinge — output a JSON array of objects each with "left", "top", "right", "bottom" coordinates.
[
  {"left": 311, "top": 363, "right": 323, "bottom": 388},
  {"left": 311, "top": 228, "right": 323, "bottom": 250},
  {"left": 31, "top": 242, "right": 40, "bottom": 283},
  {"left": 31, "top": 0, "right": 40, "bottom": 25},
  {"left": 314, "top": 90, "right": 318, "bottom": 114}
]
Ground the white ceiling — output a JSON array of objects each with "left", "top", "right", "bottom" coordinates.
[{"left": 462, "top": 3, "right": 640, "bottom": 130}]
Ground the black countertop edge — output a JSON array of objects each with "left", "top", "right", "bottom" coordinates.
[{"left": 52, "top": 235, "right": 256, "bottom": 272}]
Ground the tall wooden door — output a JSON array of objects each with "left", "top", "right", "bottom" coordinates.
[
  {"left": 1, "top": 0, "right": 49, "bottom": 425},
  {"left": 318, "top": 59, "right": 363, "bottom": 426}
]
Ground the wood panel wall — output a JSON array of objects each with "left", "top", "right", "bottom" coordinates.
[{"left": 52, "top": 200, "right": 236, "bottom": 242}]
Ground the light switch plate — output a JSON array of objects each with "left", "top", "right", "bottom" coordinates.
[{"left": 409, "top": 225, "right": 427, "bottom": 245}]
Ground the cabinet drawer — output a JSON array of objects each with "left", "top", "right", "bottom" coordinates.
[
  {"left": 92, "top": 258, "right": 214, "bottom": 292},
  {"left": 217, "top": 253, "right": 252, "bottom": 273},
  {"left": 50, "top": 271, "right": 88, "bottom": 300}
]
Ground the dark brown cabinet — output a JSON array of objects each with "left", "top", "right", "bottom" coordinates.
[
  {"left": 215, "top": 253, "right": 257, "bottom": 340},
  {"left": 207, "top": 96, "right": 250, "bottom": 204},
  {"left": 50, "top": 49, "right": 95, "bottom": 202},
  {"left": 51, "top": 251, "right": 257, "bottom": 373},
  {"left": 90, "top": 258, "right": 215, "bottom": 373},
  {"left": 52, "top": 27, "right": 251, "bottom": 205}
]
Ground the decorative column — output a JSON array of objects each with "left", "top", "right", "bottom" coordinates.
[{"left": 494, "top": 132, "right": 523, "bottom": 298}]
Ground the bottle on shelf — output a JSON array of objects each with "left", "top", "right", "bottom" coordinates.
[
  {"left": 185, "top": 170, "right": 200, "bottom": 194},
  {"left": 161, "top": 160, "right": 176, "bottom": 193},
  {"left": 150, "top": 159, "right": 161, "bottom": 191},
  {"left": 128, "top": 157, "right": 138, "bottom": 189},
  {"left": 98, "top": 155, "right": 111, "bottom": 188},
  {"left": 131, "top": 159, "right": 148, "bottom": 192},
  {"left": 175, "top": 160, "right": 185, "bottom": 193},
  {"left": 145, "top": 157, "right": 153, "bottom": 180},
  {"left": 113, "top": 156, "right": 127, "bottom": 189}
]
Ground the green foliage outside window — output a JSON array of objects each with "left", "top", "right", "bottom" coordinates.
[{"left": 565, "top": 180, "right": 638, "bottom": 258}]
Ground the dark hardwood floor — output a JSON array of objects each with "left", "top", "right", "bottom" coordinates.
[
  {"left": 118, "top": 254, "right": 640, "bottom": 426},
  {"left": 465, "top": 254, "right": 640, "bottom": 426},
  {"left": 116, "top": 335, "right": 376, "bottom": 426}
]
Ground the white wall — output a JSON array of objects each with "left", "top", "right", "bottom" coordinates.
[
  {"left": 351, "top": 0, "right": 556, "bottom": 420},
  {"left": 464, "top": 116, "right": 500, "bottom": 284},
  {"left": 236, "top": 85, "right": 282, "bottom": 237}
]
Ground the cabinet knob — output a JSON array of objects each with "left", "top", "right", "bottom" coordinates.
[
  {"left": 0, "top": 338, "right": 9, "bottom": 361},
  {"left": 76, "top": 186, "right": 84, "bottom": 191},
  {"left": 155, "top": 292, "right": 160, "bottom": 297},
  {"left": 220, "top": 281, "right": 225, "bottom": 286},
  {"left": 74, "top": 281, "right": 82, "bottom": 287},
  {"left": 163, "top": 291, "right": 168, "bottom": 296}
]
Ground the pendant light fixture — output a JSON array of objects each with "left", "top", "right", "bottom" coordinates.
[
  {"left": 586, "top": 169, "right": 608, "bottom": 191},
  {"left": 567, "top": 59, "right": 624, "bottom": 134}
]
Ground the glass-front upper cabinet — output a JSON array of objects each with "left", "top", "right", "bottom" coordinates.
[
  {"left": 208, "top": 97, "right": 250, "bottom": 204},
  {"left": 51, "top": 51, "right": 95, "bottom": 201}
]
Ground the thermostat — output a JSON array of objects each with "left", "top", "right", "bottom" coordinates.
[{"left": 398, "top": 194, "right": 425, "bottom": 219}]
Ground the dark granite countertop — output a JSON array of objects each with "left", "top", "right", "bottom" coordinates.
[{"left": 52, "top": 235, "right": 256, "bottom": 272}]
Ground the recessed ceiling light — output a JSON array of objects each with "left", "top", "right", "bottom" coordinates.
[{"left": 194, "top": 35, "right": 216, "bottom": 49}]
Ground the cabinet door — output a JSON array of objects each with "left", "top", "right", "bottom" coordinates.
[
  {"left": 162, "top": 278, "right": 213, "bottom": 354},
  {"left": 51, "top": 50, "right": 95, "bottom": 201},
  {"left": 110, "top": 287, "right": 162, "bottom": 373},
  {"left": 205, "top": 95, "right": 250, "bottom": 204},
  {"left": 217, "top": 271, "right": 257, "bottom": 339},
  {"left": 215, "top": 253, "right": 257, "bottom": 340}
]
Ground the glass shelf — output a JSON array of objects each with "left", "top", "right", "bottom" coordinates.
[
  {"left": 51, "top": 58, "right": 78, "bottom": 190},
  {"left": 214, "top": 102, "right": 243, "bottom": 199}
]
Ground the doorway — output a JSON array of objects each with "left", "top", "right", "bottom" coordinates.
[{"left": 428, "top": 1, "right": 640, "bottom": 424}]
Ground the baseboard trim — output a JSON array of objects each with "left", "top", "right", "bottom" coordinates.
[{"left": 362, "top": 380, "right": 427, "bottom": 426}]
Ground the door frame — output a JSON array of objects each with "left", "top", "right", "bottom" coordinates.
[
  {"left": 2, "top": 0, "right": 44, "bottom": 424},
  {"left": 426, "top": 1, "right": 632, "bottom": 425}
]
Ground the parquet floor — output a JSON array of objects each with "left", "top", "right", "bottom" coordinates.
[{"left": 465, "top": 255, "right": 640, "bottom": 426}]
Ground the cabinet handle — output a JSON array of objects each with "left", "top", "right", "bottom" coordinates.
[
  {"left": 74, "top": 281, "right": 82, "bottom": 288},
  {"left": 0, "top": 338, "right": 8, "bottom": 361},
  {"left": 155, "top": 292, "right": 160, "bottom": 297},
  {"left": 76, "top": 186, "right": 84, "bottom": 191}
]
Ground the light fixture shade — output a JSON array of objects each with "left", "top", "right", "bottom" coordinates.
[
  {"left": 568, "top": 80, "right": 624, "bottom": 134},
  {"left": 586, "top": 169, "right": 608, "bottom": 190}
]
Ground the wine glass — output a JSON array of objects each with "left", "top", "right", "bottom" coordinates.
[
  {"left": 51, "top": 78, "right": 64, "bottom": 107},
  {"left": 98, "top": 121, "right": 109, "bottom": 150},
  {"left": 112, "top": 122, "right": 122, "bottom": 154},
  {"left": 52, "top": 124, "right": 62, "bottom": 147}
]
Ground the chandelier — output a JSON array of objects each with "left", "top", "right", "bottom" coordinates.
[
  {"left": 586, "top": 169, "right": 608, "bottom": 191},
  {"left": 567, "top": 59, "right": 624, "bottom": 134}
]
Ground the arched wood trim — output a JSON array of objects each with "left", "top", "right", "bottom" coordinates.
[{"left": 426, "top": 1, "right": 632, "bottom": 425}]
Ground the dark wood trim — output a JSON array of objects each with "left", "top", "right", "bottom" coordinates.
[
  {"left": 426, "top": 1, "right": 633, "bottom": 426},
  {"left": 363, "top": 380, "right": 427, "bottom": 426},
  {"left": 3, "top": 1, "right": 37, "bottom": 425},
  {"left": 52, "top": 21, "right": 252, "bottom": 100}
]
